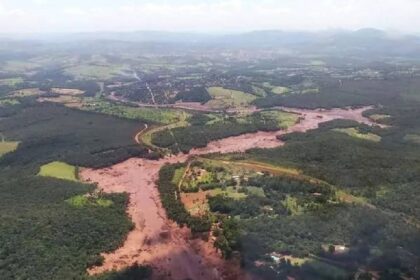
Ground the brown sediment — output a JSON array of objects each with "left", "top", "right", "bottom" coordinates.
[
  {"left": 189, "top": 106, "right": 380, "bottom": 154},
  {"left": 80, "top": 106, "right": 381, "bottom": 280},
  {"left": 80, "top": 156, "right": 243, "bottom": 280}
]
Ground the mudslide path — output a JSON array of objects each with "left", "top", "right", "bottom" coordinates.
[{"left": 80, "top": 106, "right": 380, "bottom": 280}]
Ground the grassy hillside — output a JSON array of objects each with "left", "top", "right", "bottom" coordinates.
[{"left": 38, "top": 161, "right": 78, "bottom": 181}]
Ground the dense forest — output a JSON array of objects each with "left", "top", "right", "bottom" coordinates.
[
  {"left": 0, "top": 100, "right": 151, "bottom": 279},
  {"left": 250, "top": 103, "right": 420, "bottom": 196},
  {"left": 0, "top": 100, "right": 149, "bottom": 169},
  {"left": 238, "top": 101, "right": 420, "bottom": 278},
  {"left": 241, "top": 204, "right": 420, "bottom": 279},
  {"left": 254, "top": 77, "right": 419, "bottom": 109}
]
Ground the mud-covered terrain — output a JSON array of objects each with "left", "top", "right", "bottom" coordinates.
[{"left": 80, "top": 106, "right": 377, "bottom": 280}]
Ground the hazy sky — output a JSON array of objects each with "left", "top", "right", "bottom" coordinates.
[{"left": 1, "top": 0, "right": 420, "bottom": 33}]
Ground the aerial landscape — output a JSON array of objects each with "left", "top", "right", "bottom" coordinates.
[{"left": 1, "top": 1, "right": 420, "bottom": 280}]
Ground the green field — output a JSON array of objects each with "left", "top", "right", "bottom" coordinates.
[
  {"left": 0, "top": 141, "right": 19, "bottom": 156},
  {"left": 38, "top": 161, "right": 77, "bottom": 181},
  {"left": 310, "top": 60, "right": 327, "bottom": 66},
  {"left": 261, "top": 82, "right": 290, "bottom": 95},
  {"left": 0, "top": 98, "right": 20, "bottom": 106},
  {"left": 251, "top": 85, "right": 267, "bottom": 97},
  {"left": 404, "top": 133, "right": 420, "bottom": 144},
  {"left": 64, "top": 64, "right": 128, "bottom": 80},
  {"left": 171, "top": 167, "right": 186, "bottom": 185},
  {"left": 244, "top": 186, "right": 265, "bottom": 197},
  {"left": 1, "top": 60, "right": 39, "bottom": 73},
  {"left": 369, "top": 114, "right": 391, "bottom": 121},
  {"left": 208, "top": 187, "right": 247, "bottom": 200},
  {"left": 82, "top": 99, "right": 188, "bottom": 124},
  {"left": 66, "top": 194, "right": 113, "bottom": 208},
  {"left": 258, "top": 110, "right": 299, "bottom": 128},
  {"left": 206, "top": 87, "right": 257, "bottom": 109},
  {"left": 333, "top": 127, "right": 381, "bottom": 142},
  {"left": 0, "top": 77, "right": 24, "bottom": 86},
  {"left": 271, "top": 86, "right": 290, "bottom": 95},
  {"left": 282, "top": 195, "right": 304, "bottom": 215},
  {"left": 301, "top": 88, "right": 320, "bottom": 94}
]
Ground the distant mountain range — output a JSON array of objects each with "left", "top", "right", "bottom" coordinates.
[{"left": 1, "top": 29, "right": 420, "bottom": 59}]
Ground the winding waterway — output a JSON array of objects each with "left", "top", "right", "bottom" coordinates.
[{"left": 80, "top": 106, "right": 380, "bottom": 280}]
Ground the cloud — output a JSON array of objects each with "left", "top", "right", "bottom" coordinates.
[
  {"left": 32, "top": 0, "right": 49, "bottom": 5},
  {"left": 0, "top": 0, "right": 420, "bottom": 33},
  {"left": 63, "top": 7, "right": 87, "bottom": 16}
]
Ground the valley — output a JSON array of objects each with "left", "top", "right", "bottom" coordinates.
[
  {"left": 1, "top": 29, "right": 420, "bottom": 280},
  {"left": 80, "top": 106, "right": 379, "bottom": 279}
]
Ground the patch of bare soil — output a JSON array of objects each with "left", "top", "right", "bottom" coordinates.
[
  {"left": 181, "top": 191, "right": 209, "bottom": 217},
  {"left": 80, "top": 106, "right": 380, "bottom": 280},
  {"left": 80, "top": 156, "right": 245, "bottom": 280}
]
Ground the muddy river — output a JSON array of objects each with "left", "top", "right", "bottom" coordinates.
[{"left": 80, "top": 106, "right": 380, "bottom": 280}]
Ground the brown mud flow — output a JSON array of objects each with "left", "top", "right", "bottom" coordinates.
[{"left": 80, "top": 106, "right": 380, "bottom": 280}]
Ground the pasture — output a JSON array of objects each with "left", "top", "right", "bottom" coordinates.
[
  {"left": 38, "top": 161, "right": 78, "bottom": 181},
  {"left": 0, "top": 77, "right": 24, "bottom": 86},
  {"left": 51, "top": 88, "right": 84, "bottom": 95},
  {"left": 66, "top": 194, "right": 113, "bottom": 208},
  {"left": 404, "top": 133, "right": 420, "bottom": 144},
  {"left": 9, "top": 88, "right": 45, "bottom": 97},
  {"left": 271, "top": 86, "right": 290, "bottom": 95},
  {"left": 83, "top": 99, "right": 188, "bottom": 124},
  {"left": 369, "top": 114, "right": 390, "bottom": 121},
  {"left": 0, "top": 98, "right": 20, "bottom": 106},
  {"left": 171, "top": 166, "right": 186, "bottom": 185},
  {"left": 258, "top": 110, "right": 299, "bottom": 128},
  {"left": 206, "top": 86, "right": 256, "bottom": 109},
  {"left": 38, "top": 94, "right": 84, "bottom": 108},
  {"left": 0, "top": 141, "right": 19, "bottom": 156},
  {"left": 64, "top": 64, "right": 128, "bottom": 80},
  {"left": 333, "top": 127, "right": 381, "bottom": 142},
  {"left": 208, "top": 187, "right": 248, "bottom": 200},
  {"left": 1, "top": 60, "right": 39, "bottom": 73}
]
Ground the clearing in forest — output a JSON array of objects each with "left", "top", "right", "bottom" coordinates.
[
  {"left": 258, "top": 110, "right": 299, "bottom": 128},
  {"left": 0, "top": 77, "right": 24, "bottom": 86},
  {"left": 271, "top": 86, "right": 290, "bottom": 94},
  {"left": 369, "top": 114, "right": 390, "bottom": 121},
  {"left": 0, "top": 141, "right": 19, "bottom": 156},
  {"left": 0, "top": 99, "right": 20, "bottom": 106},
  {"left": 83, "top": 99, "right": 188, "bottom": 124},
  {"left": 64, "top": 64, "right": 128, "bottom": 80},
  {"left": 260, "top": 82, "right": 290, "bottom": 95},
  {"left": 9, "top": 88, "right": 45, "bottom": 97},
  {"left": 38, "top": 161, "right": 78, "bottom": 181},
  {"left": 206, "top": 87, "right": 256, "bottom": 109},
  {"left": 2, "top": 60, "right": 39, "bottom": 73},
  {"left": 404, "top": 133, "right": 420, "bottom": 144},
  {"left": 333, "top": 127, "right": 381, "bottom": 142}
]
